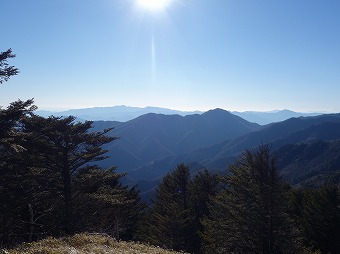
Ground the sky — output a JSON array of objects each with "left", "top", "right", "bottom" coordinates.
[{"left": 1, "top": 0, "right": 340, "bottom": 112}]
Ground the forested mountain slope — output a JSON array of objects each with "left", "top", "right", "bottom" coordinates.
[
  {"left": 92, "top": 108, "right": 259, "bottom": 172},
  {"left": 191, "top": 114, "right": 340, "bottom": 170},
  {"left": 278, "top": 139, "right": 340, "bottom": 186},
  {"left": 119, "top": 114, "right": 340, "bottom": 199}
]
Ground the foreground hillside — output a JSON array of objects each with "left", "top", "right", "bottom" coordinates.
[{"left": 1, "top": 233, "right": 187, "bottom": 254}]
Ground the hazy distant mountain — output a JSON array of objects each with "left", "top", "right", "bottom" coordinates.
[
  {"left": 185, "top": 113, "right": 340, "bottom": 171},
  {"left": 92, "top": 108, "right": 259, "bottom": 173},
  {"left": 232, "top": 109, "right": 321, "bottom": 125},
  {"left": 37, "top": 106, "right": 202, "bottom": 122},
  {"left": 37, "top": 106, "right": 340, "bottom": 201},
  {"left": 37, "top": 106, "right": 322, "bottom": 125},
  {"left": 122, "top": 113, "right": 340, "bottom": 199}
]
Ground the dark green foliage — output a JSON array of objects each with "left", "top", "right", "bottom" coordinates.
[
  {"left": 187, "top": 170, "right": 220, "bottom": 253},
  {"left": 145, "top": 164, "right": 191, "bottom": 251},
  {"left": 0, "top": 49, "right": 19, "bottom": 84},
  {"left": 0, "top": 99, "right": 37, "bottom": 246},
  {"left": 0, "top": 104, "right": 145, "bottom": 247},
  {"left": 21, "top": 115, "right": 146, "bottom": 239},
  {"left": 277, "top": 139, "right": 340, "bottom": 186},
  {"left": 203, "top": 145, "right": 301, "bottom": 254},
  {"left": 20, "top": 115, "right": 118, "bottom": 234},
  {"left": 76, "top": 172, "right": 146, "bottom": 240},
  {"left": 141, "top": 165, "right": 220, "bottom": 253},
  {"left": 0, "top": 99, "right": 36, "bottom": 144},
  {"left": 290, "top": 186, "right": 340, "bottom": 254}
]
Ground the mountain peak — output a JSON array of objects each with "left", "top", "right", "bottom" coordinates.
[{"left": 203, "top": 108, "right": 231, "bottom": 116}]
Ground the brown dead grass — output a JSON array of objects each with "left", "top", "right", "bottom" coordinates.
[{"left": 1, "top": 233, "right": 188, "bottom": 254}]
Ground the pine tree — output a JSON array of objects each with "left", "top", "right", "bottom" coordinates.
[
  {"left": 188, "top": 170, "right": 220, "bottom": 253},
  {"left": 145, "top": 164, "right": 191, "bottom": 251},
  {"left": 75, "top": 168, "right": 146, "bottom": 240},
  {"left": 0, "top": 48, "right": 19, "bottom": 84},
  {"left": 21, "top": 115, "right": 118, "bottom": 234},
  {"left": 1, "top": 106, "right": 145, "bottom": 245},
  {"left": 0, "top": 51, "right": 145, "bottom": 244},
  {"left": 141, "top": 165, "right": 220, "bottom": 253},
  {"left": 290, "top": 186, "right": 340, "bottom": 254},
  {"left": 0, "top": 100, "right": 37, "bottom": 245},
  {"left": 203, "top": 145, "right": 301, "bottom": 254}
]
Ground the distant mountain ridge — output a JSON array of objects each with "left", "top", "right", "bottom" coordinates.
[
  {"left": 232, "top": 109, "right": 321, "bottom": 125},
  {"left": 92, "top": 109, "right": 260, "bottom": 175},
  {"left": 38, "top": 106, "right": 340, "bottom": 201},
  {"left": 37, "top": 105, "right": 322, "bottom": 124},
  {"left": 153, "top": 113, "right": 340, "bottom": 171},
  {"left": 37, "top": 105, "right": 202, "bottom": 122},
  {"left": 101, "top": 113, "right": 340, "bottom": 200}
]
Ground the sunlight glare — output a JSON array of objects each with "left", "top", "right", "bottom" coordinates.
[{"left": 137, "top": 0, "right": 171, "bottom": 11}]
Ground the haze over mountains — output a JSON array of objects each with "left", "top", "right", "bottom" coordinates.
[
  {"left": 37, "top": 106, "right": 201, "bottom": 122},
  {"left": 231, "top": 109, "right": 321, "bottom": 125},
  {"left": 36, "top": 105, "right": 340, "bottom": 200},
  {"left": 74, "top": 108, "right": 340, "bottom": 201},
  {"left": 92, "top": 109, "right": 259, "bottom": 172},
  {"left": 37, "top": 105, "right": 321, "bottom": 125}
]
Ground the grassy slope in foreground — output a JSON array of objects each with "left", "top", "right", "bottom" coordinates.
[{"left": 1, "top": 233, "right": 188, "bottom": 254}]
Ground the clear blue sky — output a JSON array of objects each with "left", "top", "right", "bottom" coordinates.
[{"left": 1, "top": 0, "right": 340, "bottom": 112}]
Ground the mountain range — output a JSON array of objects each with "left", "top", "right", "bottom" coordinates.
[
  {"left": 85, "top": 109, "right": 340, "bottom": 201},
  {"left": 37, "top": 105, "right": 322, "bottom": 125},
  {"left": 92, "top": 109, "right": 259, "bottom": 172},
  {"left": 37, "top": 106, "right": 201, "bottom": 122},
  {"left": 231, "top": 109, "right": 321, "bottom": 125}
]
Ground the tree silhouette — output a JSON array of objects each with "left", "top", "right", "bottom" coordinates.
[
  {"left": 290, "top": 186, "right": 340, "bottom": 254},
  {"left": 144, "top": 164, "right": 191, "bottom": 251},
  {"left": 188, "top": 170, "right": 220, "bottom": 253},
  {"left": 203, "top": 145, "right": 301, "bottom": 254},
  {"left": 0, "top": 99, "right": 37, "bottom": 246},
  {"left": 141, "top": 165, "right": 220, "bottom": 253},
  {"left": 21, "top": 115, "right": 118, "bottom": 234},
  {"left": 0, "top": 49, "right": 19, "bottom": 84}
]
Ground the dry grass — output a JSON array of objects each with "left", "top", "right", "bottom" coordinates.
[{"left": 1, "top": 233, "right": 188, "bottom": 254}]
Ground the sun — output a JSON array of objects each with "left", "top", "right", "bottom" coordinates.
[{"left": 137, "top": 0, "right": 171, "bottom": 11}]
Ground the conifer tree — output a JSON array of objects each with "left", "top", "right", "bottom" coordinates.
[
  {"left": 21, "top": 115, "right": 119, "bottom": 234},
  {"left": 145, "top": 164, "right": 191, "bottom": 251},
  {"left": 141, "top": 165, "right": 220, "bottom": 253},
  {"left": 75, "top": 169, "right": 146, "bottom": 240},
  {"left": 0, "top": 99, "right": 37, "bottom": 246},
  {"left": 0, "top": 51, "right": 144, "bottom": 244},
  {"left": 188, "top": 170, "right": 220, "bottom": 253},
  {"left": 1, "top": 110, "right": 145, "bottom": 245},
  {"left": 0, "top": 48, "right": 19, "bottom": 84},
  {"left": 203, "top": 145, "right": 301, "bottom": 254},
  {"left": 290, "top": 186, "right": 340, "bottom": 254}
]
